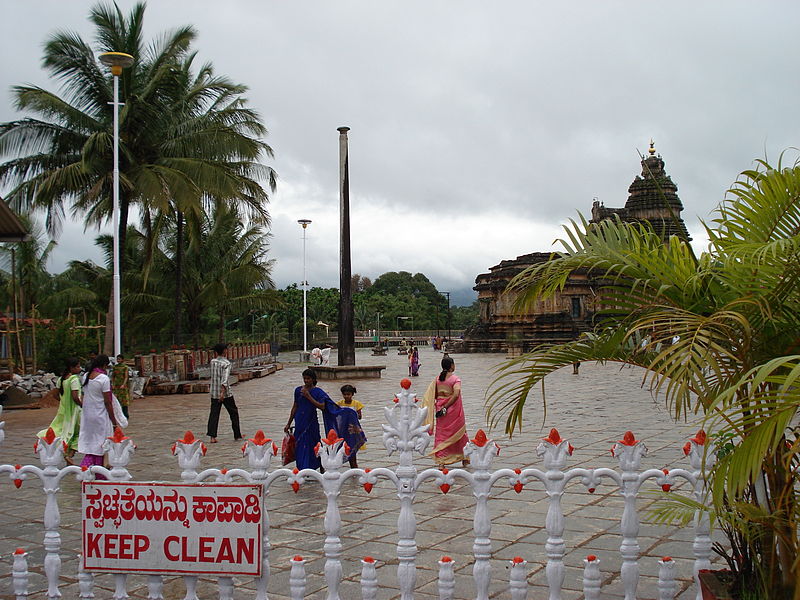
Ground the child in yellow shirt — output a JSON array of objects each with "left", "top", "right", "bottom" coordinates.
[
  {"left": 337, "top": 384, "right": 364, "bottom": 417},
  {"left": 337, "top": 384, "right": 365, "bottom": 466}
]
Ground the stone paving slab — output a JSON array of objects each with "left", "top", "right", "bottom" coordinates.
[{"left": 0, "top": 348, "right": 722, "bottom": 599}]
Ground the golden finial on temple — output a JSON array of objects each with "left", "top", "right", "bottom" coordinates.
[{"left": 649, "top": 139, "right": 656, "bottom": 155}]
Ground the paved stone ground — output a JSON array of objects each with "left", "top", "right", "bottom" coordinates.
[{"left": 0, "top": 348, "right": 725, "bottom": 599}]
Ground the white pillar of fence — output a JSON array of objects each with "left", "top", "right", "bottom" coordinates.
[
  {"left": 508, "top": 556, "right": 527, "bottom": 600},
  {"left": 76, "top": 555, "right": 94, "bottom": 599},
  {"left": 466, "top": 431, "right": 500, "bottom": 599},
  {"left": 289, "top": 556, "right": 305, "bottom": 599},
  {"left": 583, "top": 555, "right": 601, "bottom": 600},
  {"left": 319, "top": 430, "right": 347, "bottom": 600},
  {"left": 685, "top": 431, "right": 715, "bottom": 600},
  {"left": 12, "top": 548, "right": 29, "bottom": 600},
  {"left": 381, "top": 379, "right": 431, "bottom": 599},
  {"left": 437, "top": 556, "right": 455, "bottom": 599},
  {"left": 360, "top": 557, "right": 378, "bottom": 599},
  {"left": 612, "top": 431, "right": 648, "bottom": 600},
  {"left": 658, "top": 557, "right": 678, "bottom": 599},
  {"left": 242, "top": 430, "right": 278, "bottom": 600},
  {"left": 0, "top": 382, "right": 713, "bottom": 599}
]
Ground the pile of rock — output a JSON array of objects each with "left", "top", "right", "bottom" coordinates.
[{"left": 0, "top": 371, "right": 59, "bottom": 409}]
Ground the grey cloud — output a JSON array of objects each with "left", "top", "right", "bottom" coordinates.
[{"left": 2, "top": 1, "right": 798, "bottom": 293}]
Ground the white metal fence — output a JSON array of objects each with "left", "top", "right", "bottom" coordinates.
[{"left": 0, "top": 381, "right": 715, "bottom": 599}]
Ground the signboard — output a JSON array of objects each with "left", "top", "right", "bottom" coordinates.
[{"left": 82, "top": 482, "right": 263, "bottom": 576}]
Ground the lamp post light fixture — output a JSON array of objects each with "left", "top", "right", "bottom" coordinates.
[
  {"left": 99, "top": 51, "right": 134, "bottom": 358},
  {"left": 298, "top": 219, "right": 312, "bottom": 355},
  {"left": 397, "top": 316, "right": 411, "bottom": 335}
]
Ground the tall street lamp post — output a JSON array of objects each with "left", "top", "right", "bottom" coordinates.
[
  {"left": 298, "top": 219, "right": 312, "bottom": 356},
  {"left": 99, "top": 51, "right": 134, "bottom": 358},
  {"left": 441, "top": 291, "right": 451, "bottom": 341}
]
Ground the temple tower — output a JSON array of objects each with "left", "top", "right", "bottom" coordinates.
[{"left": 591, "top": 141, "right": 690, "bottom": 241}]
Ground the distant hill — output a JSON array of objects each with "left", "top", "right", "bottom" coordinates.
[{"left": 449, "top": 287, "right": 477, "bottom": 307}]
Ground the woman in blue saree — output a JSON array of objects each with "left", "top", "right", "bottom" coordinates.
[{"left": 284, "top": 369, "right": 366, "bottom": 471}]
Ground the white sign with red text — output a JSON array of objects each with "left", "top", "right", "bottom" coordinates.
[{"left": 82, "top": 482, "right": 263, "bottom": 575}]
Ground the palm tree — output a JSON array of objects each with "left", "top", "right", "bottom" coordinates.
[
  {"left": 129, "top": 203, "right": 280, "bottom": 347},
  {"left": 0, "top": 215, "right": 56, "bottom": 315},
  {"left": 0, "top": 2, "right": 275, "bottom": 349},
  {"left": 487, "top": 156, "right": 800, "bottom": 598},
  {"left": 141, "top": 52, "right": 277, "bottom": 344}
]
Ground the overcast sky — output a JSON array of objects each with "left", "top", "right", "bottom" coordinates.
[{"left": 2, "top": 1, "right": 799, "bottom": 304}]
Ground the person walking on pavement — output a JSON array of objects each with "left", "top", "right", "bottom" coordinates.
[
  {"left": 422, "top": 356, "right": 469, "bottom": 468},
  {"left": 112, "top": 354, "right": 131, "bottom": 419},
  {"left": 206, "top": 343, "right": 242, "bottom": 443},
  {"left": 78, "top": 354, "right": 121, "bottom": 477}
]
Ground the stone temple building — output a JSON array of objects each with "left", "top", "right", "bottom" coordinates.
[{"left": 458, "top": 142, "right": 689, "bottom": 353}]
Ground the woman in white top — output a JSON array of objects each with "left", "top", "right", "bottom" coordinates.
[{"left": 78, "top": 354, "right": 121, "bottom": 477}]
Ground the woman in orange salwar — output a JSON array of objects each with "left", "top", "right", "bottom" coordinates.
[{"left": 422, "top": 356, "right": 469, "bottom": 467}]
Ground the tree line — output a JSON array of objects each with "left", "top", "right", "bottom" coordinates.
[{"left": 248, "top": 272, "right": 479, "bottom": 348}]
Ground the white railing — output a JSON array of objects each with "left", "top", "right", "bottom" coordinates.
[{"left": 0, "top": 381, "right": 715, "bottom": 600}]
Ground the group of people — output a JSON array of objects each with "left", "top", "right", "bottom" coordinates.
[
  {"left": 44, "top": 341, "right": 470, "bottom": 476},
  {"left": 284, "top": 371, "right": 367, "bottom": 469},
  {"left": 40, "top": 353, "right": 131, "bottom": 474},
  {"left": 281, "top": 355, "right": 469, "bottom": 471},
  {"left": 430, "top": 336, "right": 449, "bottom": 351}
]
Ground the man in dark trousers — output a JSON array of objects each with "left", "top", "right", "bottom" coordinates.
[{"left": 206, "top": 342, "right": 242, "bottom": 443}]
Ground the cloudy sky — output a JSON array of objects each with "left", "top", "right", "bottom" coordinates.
[{"left": 2, "top": 1, "right": 798, "bottom": 304}]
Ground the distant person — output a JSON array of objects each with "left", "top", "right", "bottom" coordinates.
[
  {"left": 206, "top": 343, "right": 242, "bottom": 443},
  {"left": 410, "top": 345, "right": 420, "bottom": 376},
  {"left": 83, "top": 350, "right": 98, "bottom": 375},
  {"left": 320, "top": 345, "right": 331, "bottom": 366},
  {"left": 310, "top": 347, "right": 322, "bottom": 365},
  {"left": 112, "top": 354, "right": 131, "bottom": 419},
  {"left": 572, "top": 362, "right": 581, "bottom": 375},
  {"left": 422, "top": 356, "right": 469, "bottom": 468},
  {"left": 78, "top": 354, "right": 121, "bottom": 477},
  {"left": 39, "top": 357, "right": 82, "bottom": 464}
]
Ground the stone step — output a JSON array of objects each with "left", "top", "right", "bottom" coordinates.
[{"left": 142, "top": 364, "right": 283, "bottom": 395}]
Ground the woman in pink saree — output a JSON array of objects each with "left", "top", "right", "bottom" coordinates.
[{"left": 422, "top": 356, "right": 469, "bottom": 467}]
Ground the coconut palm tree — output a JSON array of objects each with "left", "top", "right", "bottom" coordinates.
[
  {"left": 0, "top": 2, "right": 275, "bottom": 349},
  {"left": 127, "top": 202, "right": 280, "bottom": 347},
  {"left": 139, "top": 52, "right": 277, "bottom": 344},
  {"left": 0, "top": 215, "right": 56, "bottom": 314},
  {"left": 487, "top": 156, "right": 800, "bottom": 598}
]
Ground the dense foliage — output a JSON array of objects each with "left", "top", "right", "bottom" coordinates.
[
  {"left": 230, "top": 271, "right": 479, "bottom": 347},
  {"left": 0, "top": 1, "right": 275, "bottom": 353}
]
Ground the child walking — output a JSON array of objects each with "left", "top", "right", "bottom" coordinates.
[{"left": 337, "top": 384, "right": 365, "bottom": 468}]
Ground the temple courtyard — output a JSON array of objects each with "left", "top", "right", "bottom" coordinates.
[{"left": 0, "top": 347, "right": 724, "bottom": 599}]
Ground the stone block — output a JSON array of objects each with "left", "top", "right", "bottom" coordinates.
[
  {"left": 175, "top": 356, "right": 186, "bottom": 380},
  {"left": 311, "top": 365, "right": 386, "bottom": 380},
  {"left": 155, "top": 382, "right": 178, "bottom": 394}
]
